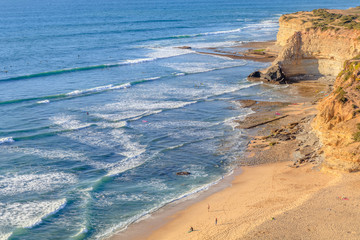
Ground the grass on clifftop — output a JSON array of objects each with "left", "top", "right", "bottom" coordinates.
[{"left": 283, "top": 6, "right": 360, "bottom": 31}]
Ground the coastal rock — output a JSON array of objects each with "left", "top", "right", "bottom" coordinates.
[
  {"left": 314, "top": 60, "right": 360, "bottom": 172},
  {"left": 262, "top": 64, "right": 286, "bottom": 83},
  {"left": 248, "top": 71, "right": 261, "bottom": 78},
  {"left": 275, "top": 10, "right": 360, "bottom": 77},
  {"left": 176, "top": 171, "right": 191, "bottom": 175},
  {"left": 177, "top": 46, "right": 192, "bottom": 49},
  {"left": 248, "top": 64, "right": 286, "bottom": 84}
]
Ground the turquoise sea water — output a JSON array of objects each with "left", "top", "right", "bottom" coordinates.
[{"left": 0, "top": 0, "right": 359, "bottom": 239}]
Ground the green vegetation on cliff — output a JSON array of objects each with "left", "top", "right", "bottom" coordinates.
[{"left": 282, "top": 7, "right": 360, "bottom": 31}]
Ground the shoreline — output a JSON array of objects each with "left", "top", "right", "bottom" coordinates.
[
  {"left": 106, "top": 40, "right": 281, "bottom": 240},
  {"left": 108, "top": 168, "right": 242, "bottom": 240},
  {"left": 145, "top": 162, "right": 338, "bottom": 240},
  {"left": 139, "top": 75, "right": 339, "bottom": 239},
  {"left": 107, "top": 67, "right": 334, "bottom": 239}
]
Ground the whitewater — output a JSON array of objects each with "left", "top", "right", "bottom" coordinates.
[{"left": 0, "top": 0, "right": 359, "bottom": 239}]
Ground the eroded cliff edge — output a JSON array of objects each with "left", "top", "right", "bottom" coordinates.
[
  {"left": 277, "top": 8, "right": 360, "bottom": 78},
  {"left": 250, "top": 7, "right": 360, "bottom": 83},
  {"left": 251, "top": 7, "right": 360, "bottom": 172}
]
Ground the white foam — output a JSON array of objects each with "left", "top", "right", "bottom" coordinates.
[
  {"left": 0, "top": 232, "right": 12, "bottom": 240},
  {"left": 189, "top": 41, "right": 238, "bottom": 49},
  {"left": 244, "top": 18, "right": 279, "bottom": 31},
  {"left": 169, "top": 28, "right": 243, "bottom": 40},
  {"left": 61, "top": 128, "right": 119, "bottom": 149},
  {"left": 94, "top": 209, "right": 153, "bottom": 240},
  {"left": 37, "top": 99, "right": 50, "bottom": 104},
  {"left": 166, "top": 142, "right": 186, "bottom": 150},
  {"left": 129, "top": 110, "right": 163, "bottom": 121},
  {"left": 123, "top": 58, "right": 155, "bottom": 64},
  {"left": 143, "top": 76, "right": 161, "bottom": 81},
  {"left": 105, "top": 155, "right": 147, "bottom": 177},
  {"left": 92, "top": 112, "right": 147, "bottom": 122},
  {"left": 96, "top": 121, "right": 127, "bottom": 129},
  {"left": 223, "top": 107, "right": 255, "bottom": 130},
  {"left": 174, "top": 72, "right": 185, "bottom": 76},
  {"left": 137, "top": 179, "right": 169, "bottom": 191},
  {"left": 110, "top": 129, "right": 146, "bottom": 158},
  {"left": 147, "top": 46, "right": 194, "bottom": 59},
  {"left": 0, "top": 137, "right": 14, "bottom": 145},
  {"left": 91, "top": 100, "right": 196, "bottom": 122},
  {"left": 72, "top": 226, "right": 89, "bottom": 239},
  {"left": 66, "top": 83, "right": 131, "bottom": 96},
  {"left": 94, "top": 100, "right": 195, "bottom": 112},
  {"left": 143, "top": 120, "right": 216, "bottom": 130},
  {"left": 95, "top": 174, "right": 225, "bottom": 240},
  {"left": 2, "top": 146, "right": 87, "bottom": 161},
  {"left": 60, "top": 128, "right": 147, "bottom": 173},
  {"left": 201, "top": 28, "right": 242, "bottom": 36},
  {"left": 51, "top": 115, "right": 91, "bottom": 130},
  {"left": 182, "top": 164, "right": 208, "bottom": 178},
  {"left": 94, "top": 129, "right": 147, "bottom": 176},
  {"left": 0, "top": 173, "right": 77, "bottom": 195},
  {"left": 115, "top": 193, "right": 153, "bottom": 202},
  {"left": 0, "top": 199, "right": 66, "bottom": 230},
  {"left": 202, "top": 82, "right": 261, "bottom": 99}
]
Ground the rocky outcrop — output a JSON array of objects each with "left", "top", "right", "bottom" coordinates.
[
  {"left": 267, "top": 7, "right": 360, "bottom": 171},
  {"left": 314, "top": 60, "right": 360, "bottom": 172},
  {"left": 274, "top": 9, "right": 360, "bottom": 78},
  {"left": 176, "top": 171, "right": 191, "bottom": 175},
  {"left": 248, "top": 64, "right": 286, "bottom": 84}
]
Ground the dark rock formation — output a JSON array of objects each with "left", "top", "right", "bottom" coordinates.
[
  {"left": 177, "top": 46, "right": 192, "bottom": 49},
  {"left": 248, "top": 64, "right": 286, "bottom": 84},
  {"left": 176, "top": 171, "right": 191, "bottom": 175},
  {"left": 248, "top": 71, "right": 261, "bottom": 78}
]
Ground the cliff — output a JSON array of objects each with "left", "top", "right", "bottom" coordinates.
[
  {"left": 251, "top": 7, "right": 360, "bottom": 171},
  {"left": 279, "top": 7, "right": 360, "bottom": 172},
  {"left": 276, "top": 8, "right": 360, "bottom": 77},
  {"left": 314, "top": 59, "right": 360, "bottom": 172}
]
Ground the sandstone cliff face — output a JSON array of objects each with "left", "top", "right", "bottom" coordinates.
[
  {"left": 314, "top": 60, "right": 360, "bottom": 172},
  {"left": 275, "top": 13, "right": 360, "bottom": 77},
  {"left": 274, "top": 8, "right": 360, "bottom": 172}
]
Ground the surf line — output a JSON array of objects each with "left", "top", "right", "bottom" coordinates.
[{"left": 0, "top": 58, "right": 158, "bottom": 82}]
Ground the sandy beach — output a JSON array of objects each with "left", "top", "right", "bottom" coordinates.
[
  {"left": 144, "top": 92, "right": 360, "bottom": 240},
  {"left": 146, "top": 162, "right": 337, "bottom": 240},
  {"left": 108, "top": 73, "right": 350, "bottom": 240},
  {"left": 145, "top": 161, "right": 360, "bottom": 240},
  {"left": 109, "top": 6, "right": 360, "bottom": 236}
]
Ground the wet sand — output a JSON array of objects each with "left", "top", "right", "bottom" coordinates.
[{"left": 196, "top": 41, "right": 279, "bottom": 62}]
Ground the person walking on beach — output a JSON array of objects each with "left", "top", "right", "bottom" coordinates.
[
  {"left": 208, "top": 203, "right": 210, "bottom": 212},
  {"left": 215, "top": 218, "right": 217, "bottom": 225}
]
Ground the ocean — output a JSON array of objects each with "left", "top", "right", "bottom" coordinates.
[{"left": 0, "top": 0, "right": 358, "bottom": 239}]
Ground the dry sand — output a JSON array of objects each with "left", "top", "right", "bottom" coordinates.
[
  {"left": 146, "top": 162, "right": 360, "bottom": 240},
  {"left": 146, "top": 162, "right": 339, "bottom": 240}
]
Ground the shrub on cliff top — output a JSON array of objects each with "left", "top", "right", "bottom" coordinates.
[
  {"left": 353, "top": 132, "right": 360, "bottom": 142},
  {"left": 336, "top": 87, "right": 348, "bottom": 103},
  {"left": 353, "top": 124, "right": 360, "bottom": 142}
]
